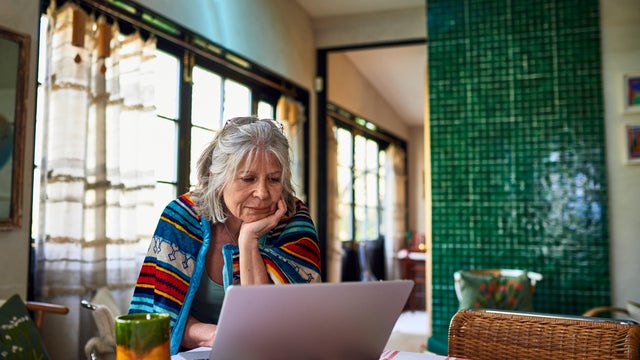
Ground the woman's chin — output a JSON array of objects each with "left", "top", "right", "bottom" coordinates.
[{"left": 241, "top": 213, "right": 270, "bottom": 223}]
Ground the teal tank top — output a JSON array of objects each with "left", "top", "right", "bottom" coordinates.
[{"left": 190, "top": 272, "right": 226, "bottom": 324}]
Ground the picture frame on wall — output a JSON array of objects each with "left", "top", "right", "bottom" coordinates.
[
  {"left": 624, "top": 123, "right": 640, "bottom": 164},
  {"left": 623, "top": 72, "right": 640, "bottom": 114}
]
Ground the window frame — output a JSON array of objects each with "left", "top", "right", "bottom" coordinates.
[
  {"left": 328, "top": 104, "right": 407, "bottom": 247},
  {"left": 56, "top": 0, "right": 312, "bottom": 201}
]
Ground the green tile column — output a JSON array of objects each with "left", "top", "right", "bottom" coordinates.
[{"left": 427, "top": 0, "right": 609, "bottom": 352}]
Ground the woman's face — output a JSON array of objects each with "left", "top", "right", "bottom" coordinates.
[{"left": 222, "top": 151, "right": 283, "bottom": 223}]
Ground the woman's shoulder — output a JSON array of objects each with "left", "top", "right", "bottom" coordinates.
[
  {"left": 162, "top": 192, "right": 200, "bottom": 219},
  {"left": 283, "top": 197, "right": 314, "bottom": 228},
  {"left": 292, "top": 197, "right": 310, "bottom": 215},
  {"left": 156, "top": 193, "right": 204, "bottom": 241}
]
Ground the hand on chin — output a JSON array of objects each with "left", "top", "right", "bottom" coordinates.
[{"left": 241, "top": 207, "right": 275, "bottom": 224}]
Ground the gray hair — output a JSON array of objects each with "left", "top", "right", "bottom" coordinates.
[{"left": 192, "top": 116, "right": 296, "bottom": 223}]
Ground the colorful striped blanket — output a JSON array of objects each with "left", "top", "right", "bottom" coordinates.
[{"left": 128, "top": 193, "right": 321, "bottom": 354}]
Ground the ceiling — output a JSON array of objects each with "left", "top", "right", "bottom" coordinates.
[{"left": 295, "top": 0, "right": 426, "bottom": 127}]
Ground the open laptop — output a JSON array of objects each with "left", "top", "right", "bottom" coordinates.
[{"left": 175, "top": 280, "right": 413, "bottom": 360}]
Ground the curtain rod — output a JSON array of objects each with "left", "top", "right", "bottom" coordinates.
[{"left": 78, "top": 0, "right": 297, "bottom": 97}]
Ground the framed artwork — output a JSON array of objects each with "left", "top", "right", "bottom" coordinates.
[
  {"left": 625, "top": 123, "right": 640, "bottom": 164},
  {"left": 0, "top": 26, "right": 29, "bottom": 230},
  {"left": 623, "top": 72, "right": 640, "bottom": 114}
]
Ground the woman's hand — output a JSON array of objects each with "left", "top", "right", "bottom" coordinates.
[
  {"left": 238, "top": 198, "right": 286, "bottom": 243},
  {"left": 237, "top": 198, "right": 286, "bottom": 285},
  {"left": 181, "top": 315, "right": 217, "bottom": 349}
]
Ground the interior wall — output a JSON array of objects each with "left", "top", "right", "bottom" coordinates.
[
  {"left": 408, "top": 125, "right": 426, "bottom": 233},
  {"left": 327, "top": 52, "right": 410, "bottom": 140},
  {"left": 313, "top": 7, "right": 426, "bottom": 48},
  {"left": 0, "top": 0, "right": 39, "bottom": 299}
]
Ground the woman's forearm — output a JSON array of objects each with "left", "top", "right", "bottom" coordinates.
[
  {"left": 238, "top": 239, "right": 269, "bottom": 284},
  {"left": 181, "top": 315, "right": 217, "bottom": 349}
]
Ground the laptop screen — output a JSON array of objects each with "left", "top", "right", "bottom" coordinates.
[{"left": 196, "top": 280, "right": 414, "bottom": 360}]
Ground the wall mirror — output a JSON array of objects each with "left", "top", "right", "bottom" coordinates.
[{"left": 0, "top": 25, "right": 30, "bottom": 230}]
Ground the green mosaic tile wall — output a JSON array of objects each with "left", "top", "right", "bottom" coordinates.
[{"left": 427, "top": 0, "right": 609, "bottom": 342}]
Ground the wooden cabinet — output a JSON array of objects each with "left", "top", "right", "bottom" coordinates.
[{"left": 398, "top": 249, "right": 427, "bottom": 311}]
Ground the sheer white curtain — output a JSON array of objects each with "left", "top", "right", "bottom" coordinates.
[
  {"left": 383, "top": 144, "right": 407, "bottom": 280},
  {"left": 276, "top": 95, "right": 306, "bottom": 201},
  {"left": 325, "top": 118, "right": 343, "bottom": 282},
  {"left": 34, "top": 2, "right": 156, "bottom": 356}
]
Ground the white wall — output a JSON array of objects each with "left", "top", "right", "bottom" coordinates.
[
  {"left": 328, "top": 52, "right": 410, "bottom": 140},
  {"left": 313, "top": 7, "right": 426, "bottom": 48},
  {"left": 408, "top": 125, "right": 426, "bottom": 233},
  {"left": 600, "top": 0, "right": 640, "bottom": 307},
  {"left": 0, "top": 0, "right": 39, "bottom": 299}
]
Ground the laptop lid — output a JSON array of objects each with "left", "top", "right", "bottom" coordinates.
[{"left": 208, "top": 280, "right": 414, "bottom": 360}]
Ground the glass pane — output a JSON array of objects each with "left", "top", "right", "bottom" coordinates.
[
  {"left": 366, "top": 207, "right": 379, "bottom": 240},
  {"left": 31, "top": 168, "right": 41, "bottom": 237},
  {"left": 354, "top": 173, "right": 365, "bottom": 206},
  {"left": 153, "top": 118, "right": 178, "bottom": 183},
  {"left": 338, "top": 203, "right": 353, "bottom": 241},
  {"left": 257, "top": 101, "right": 274, "bottom": 119},
  {"left": 154, "top": 50, "right": 180, "bottom": 119},
  {"left": 190, "top": 127, "right": 215, "bottom": 187},
  {"left": 379, "top": 172, "right": 386, "bottom": 204},
  {"left": 223, "top": 79, "right": 250, "bottom": 120},
  {"left": 366, "top": 139, "right": 379, "bottom": 170},
  {"left": 379, "top": 150, "right": 387, "bottom": 203},
  {"left": 354, "top": 135, "right": 366, "bottom": 171},
  {"left": 336, "top": 128, "right": 353, "bottom": 167},
  {"left": 379, "top": 206, "right": 386, "bottom": 235},
  {"left": 37, "top": 16, "right": 49, "bottom": 85},
  {"left": 366, "top": 172, "right": 378, "bottom": 206},
  {"left": 153, "top": 182, "right": 177, "bottom": 219},
  {"left": 192, "top": 66, "right": 222, "bottom": 129},
  {"left": 337, "top": 165, "right": 352, "bottom": 204},
  {"left": 379, "top": 150, "right": 386, "bottom": 173},
  {"left": 354, "top": 205, "right": 365, "bottom": 240}
]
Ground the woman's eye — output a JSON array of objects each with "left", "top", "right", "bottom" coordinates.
[
  {"left": 241, "top": 177, "right": 256, "bottom": 183},
  {"left": 269, "top": 177, "right": 281, "bottom": 183}
]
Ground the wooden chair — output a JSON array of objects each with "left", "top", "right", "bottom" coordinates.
[
  {"left": 25, "top": 300, "right": 70, "bottom": 332},
  {"left": 583, "top": 300, "right": 640, "bottom": 323},
  {"left": 0, "top": 296, "right": 69, "bottom": 332},
  {"left": 448, "top": 309, "right": 640, "bottom": 360},
  {"left": 0, "top": 295, "right": 70, "bottom": 358}
]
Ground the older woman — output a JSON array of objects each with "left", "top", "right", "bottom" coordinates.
[{"left": 128, "top": 116, "right": 321, "bottom": 354}]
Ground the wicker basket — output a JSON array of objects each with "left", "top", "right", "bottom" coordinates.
[{"left": 448, "top": 309, "right": 640, "bottom": 360}]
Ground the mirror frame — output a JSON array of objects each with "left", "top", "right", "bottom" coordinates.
[{"left": 0, "top": 25, "right": 30, "bottom": 230}]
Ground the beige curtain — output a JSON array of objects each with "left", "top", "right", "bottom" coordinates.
[
  {"left": 384, "top": 144, "right": 407, "bottom": 279},
  {"left": 276, "top": 96, "right": 306, "bottom": 201},
  {"left": 325, "top": 117, "right": 343, "bottom": 282},
  {"left": 34, "top": 3, "right": 156, "bottom": 357}
]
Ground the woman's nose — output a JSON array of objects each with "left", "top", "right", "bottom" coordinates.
[{"left": 253, "top": 179, "right": 269, "bottom": 199}]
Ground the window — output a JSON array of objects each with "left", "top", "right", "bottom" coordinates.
[
  {"left": 32, "top": 0, "right": 309, "bottom": 246},
  {"left": 151, "top": 49, "right": 180, "bottom": 217},
  {"left": 332, "top": 108, "right": 396, "bottom": 245}
]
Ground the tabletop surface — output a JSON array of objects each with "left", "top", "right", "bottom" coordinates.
[{"left": 172, "top": 348, "right": 466, "bottom": 360}]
